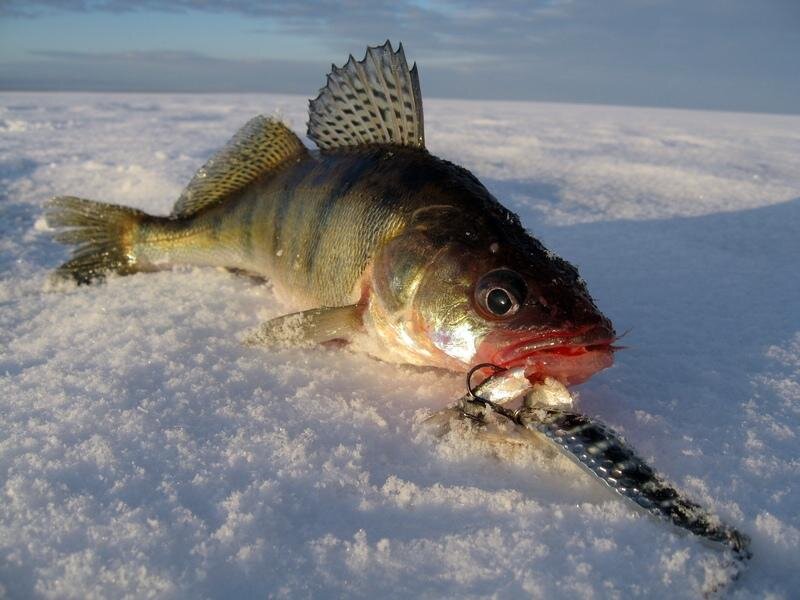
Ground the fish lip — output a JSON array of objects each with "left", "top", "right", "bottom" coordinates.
[{"left": 488, "top": 324, "right": 616, "bottom": 368}]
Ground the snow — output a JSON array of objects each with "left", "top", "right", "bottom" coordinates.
[{"left": 1, "top": 92, "right": 799, "bottom": 598}]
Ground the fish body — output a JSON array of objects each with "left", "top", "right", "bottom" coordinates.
[
  {"left": 47, "top": 42, "right": 615, "bottom": 384},
  {"left": 135, "top": 148, "right": 453, "bottom": 308}
]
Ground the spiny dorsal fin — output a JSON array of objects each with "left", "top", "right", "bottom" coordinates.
[
  {"left": 171, "top": 116, "right": 308, "bottom": 218},
  {"left": 307, "top": 41, "right": 425, "bottom": 152}
]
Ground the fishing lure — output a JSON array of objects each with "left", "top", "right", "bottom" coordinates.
[{"left": 426, "top": 366, "right": 751, "bottom": 593}]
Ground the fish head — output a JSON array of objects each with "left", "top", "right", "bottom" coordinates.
[
  {"left": 370, "top": 209, "right": 616, "bottom": 386},
  {"left": 467, "top": 239, "right": 617, "bottom": 386}
]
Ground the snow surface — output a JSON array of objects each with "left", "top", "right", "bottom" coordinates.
[{"left": 1, "top": 92, "right": 799, "bottom": 599}]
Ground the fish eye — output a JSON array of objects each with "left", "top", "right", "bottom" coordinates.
[
  {"left": 487, "top": 288, "right": 514, "bottom": 315},
  {"left": 476, "top": 269, "right": 527, "bottom": 319}
]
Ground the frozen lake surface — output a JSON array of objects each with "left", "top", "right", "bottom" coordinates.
[{"left": 1, "top": 93, "right": 799, "bottom": 598}]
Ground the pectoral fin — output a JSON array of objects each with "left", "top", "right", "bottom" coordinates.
[{"left": 245, "top": 304, "right": 363, "bottom": 347}]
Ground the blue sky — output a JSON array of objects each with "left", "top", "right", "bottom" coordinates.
[{"left": 1, "top": 1, "right": 798, "bottom": 114}]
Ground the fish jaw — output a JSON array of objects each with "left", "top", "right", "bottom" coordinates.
[{"left": 474, "top": 324, "right": 617, "bottom": 386}]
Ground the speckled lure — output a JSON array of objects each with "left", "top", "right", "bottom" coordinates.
[{"left": 446, "top": 366, "right": 751, "bottom": 574}]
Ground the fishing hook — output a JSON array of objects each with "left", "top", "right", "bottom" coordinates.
[{"left": 463, "top": 363, "right": 520, "bottom": 422}]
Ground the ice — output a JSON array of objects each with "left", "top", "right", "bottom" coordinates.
[
  {"left": 524, "top": 377, "right": 573, "bottom": 409},
  {"left": 1, "top": 92, "right": 799, "bottom": 598}
]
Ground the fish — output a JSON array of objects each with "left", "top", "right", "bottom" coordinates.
[{"left": 46, "top": 41, "right": 616, "bottom": 386}]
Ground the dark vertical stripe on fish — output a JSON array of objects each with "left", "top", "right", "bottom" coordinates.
[
  {"left": 304, "top": 157, "right": 370, "bottom": 276},
  {"left": 210, "top": 213, "right": 223, "bottom": 241},
  {"left": 239, "top": 195, "right": 256, "bottom": 256},
  {"left": 272, "top": 164, "right": 310, "bottom": 260}
]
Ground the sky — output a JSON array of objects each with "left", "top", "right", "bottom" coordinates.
[{"left": 0, "top": 1, "right": 798, "bottom": 114}]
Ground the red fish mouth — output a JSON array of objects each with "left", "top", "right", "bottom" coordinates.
[{"left": 477, "top": 325, "right": 618, "bottom": 386}]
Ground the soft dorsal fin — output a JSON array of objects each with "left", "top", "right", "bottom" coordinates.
[
  {"left": 171, "top": 116, "right": 308, "bottom": 218},
  {"left": 307, "top": 41, "right": 425, "bottom": 152}
]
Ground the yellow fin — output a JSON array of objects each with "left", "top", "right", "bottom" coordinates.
[
  {"left": 307, "top": 41, "right": 425, "bottom": 151},
  {"left": 172, "top": 116, "right": 308, "bottom": 218},
  {"left": 45, "top": 196, "right": 147, "bottom": 284}
]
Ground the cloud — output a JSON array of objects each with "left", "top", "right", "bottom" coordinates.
[
  {"left": 0, "top": 49, "right": 326, "bottom": 93},
  {"left": 1, "top": 1, "right": 799, "bottom": 114},
  {"left": 3, "top": 1, "right": 575, "bottom": 62}
]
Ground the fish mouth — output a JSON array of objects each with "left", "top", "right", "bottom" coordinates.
[{"left": 479, "top": 325, "right": 618, "bottom": 386}]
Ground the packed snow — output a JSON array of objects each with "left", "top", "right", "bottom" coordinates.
[{"left": 1, "top": 92, "right": 799, "bottom": 598}]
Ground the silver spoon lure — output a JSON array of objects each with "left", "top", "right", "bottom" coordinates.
[{"left": 428, "top": 366, "right": 751, "bottom": 590}]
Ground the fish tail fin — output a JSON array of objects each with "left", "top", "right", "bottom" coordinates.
[{"left": 45, "top": 196, "right": 148, "bottom": 284}]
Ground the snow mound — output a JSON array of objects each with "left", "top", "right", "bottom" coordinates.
[{"left": 1, "top": 93, "right": 799, "bottom": 598}]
